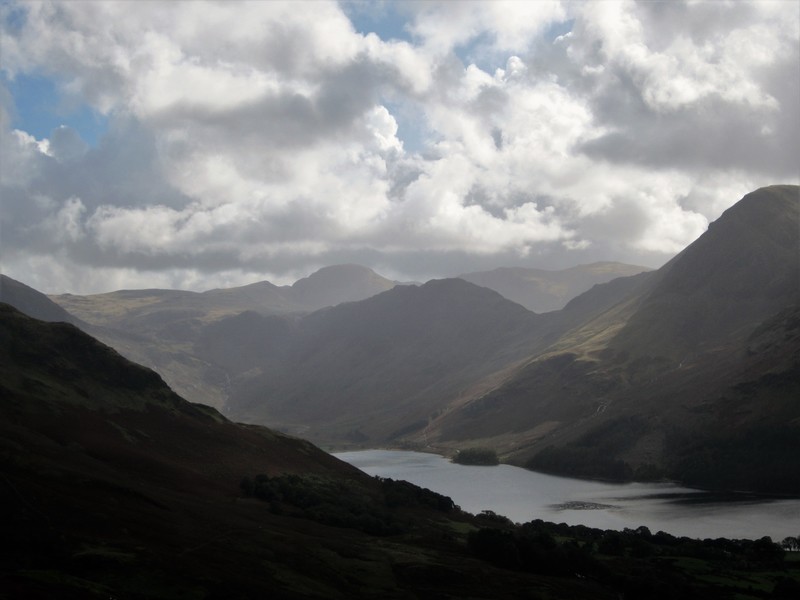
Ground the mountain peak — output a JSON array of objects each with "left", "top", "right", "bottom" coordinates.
[
  {"left": 290, "top": 264, "right": 396, "bottom": 310},
  {"left": 611, "top": 184, "right": 799, "bottom": 357},
  {"left": 657, "top": 184, "right": 798, "bottom": 295}
]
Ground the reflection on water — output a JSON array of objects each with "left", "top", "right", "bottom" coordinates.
[
  {"left": 550, "top": 501, "right": 620, "bottom": 511},
  {"left": 617, "top": 491, "right": 776, "bottom": 505},
  {"left": 335, "top": 449, "right": 800, "bottom": 540}
]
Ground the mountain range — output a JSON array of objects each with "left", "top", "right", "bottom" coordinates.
[
  {"left": 41, "top": 258, "right": 647, "bottom": 413},
  {"left": 3, "top": 185, "right": 798, "bottom": 494},
  {"left": 458, "top": 261, "right": 651, "bottom": 313}
]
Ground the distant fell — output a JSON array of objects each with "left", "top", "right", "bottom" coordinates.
[
  {"left": 288, "top": 263, "right": 397, "bottom": 311},
  {"left": 47, "top": 264, "right": 400, "bottom": 409},
  {"left": 459, "top": 262, "right": 652, "bottom": 313}
]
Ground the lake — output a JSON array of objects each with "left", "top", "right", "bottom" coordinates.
[{"left": 334, "top": 449, "right": 800, "bottom": 541}]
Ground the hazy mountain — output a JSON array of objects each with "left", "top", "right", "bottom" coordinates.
[
  {"left": 46, "top": 264, "right": 398, "bottom": 410},
  {"left": 459, "top": 262, "right": 652, "bottom": 313},
  {"left": 288, "top": 263, "right": 398, "bottom": 310},
  {"left": 54, "top": 264, "right": 398, "bottom": 330},
  {"left": 423, "top": 185, "right": 800, "bottom": 493},
  {"left": 1, "top": 303, "right": 615, "bottom": 599}
]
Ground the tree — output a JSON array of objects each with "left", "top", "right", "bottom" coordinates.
[{"left": 780, "top": 536, "right": 799, "bottom": 552}]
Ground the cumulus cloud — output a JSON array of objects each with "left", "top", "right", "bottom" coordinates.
[{"left": 0, "top": 0, "right": 797, "bottom": 293}]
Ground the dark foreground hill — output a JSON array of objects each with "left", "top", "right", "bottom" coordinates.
[{"left": 3, "top": 304, "right": 799, "bottom": 600}]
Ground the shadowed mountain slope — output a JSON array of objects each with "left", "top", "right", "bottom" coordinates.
[
  {"left": 45, "top": 265, "right": 398, "bottom": 410},
  {"left": 226, "top": 279, "right": 561, "bottom": 444},
  {"left": 0, "top": 274, "right": 81, "bottom": 325},
  {"left": 611, "top": 185, "right": 799, "bottom": 359}
]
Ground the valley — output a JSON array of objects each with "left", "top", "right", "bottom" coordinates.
[{"left": 22, "top": 184, "right": 799, "bottom": 495}]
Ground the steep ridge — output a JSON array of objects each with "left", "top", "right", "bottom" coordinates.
[
  {"left": 0, "top": 274, "right": 82, "bottom": 325},
  {"left": 226, "top": 279, "right": 562, "bottom": 445},
  {"left": 425, "top": 186, "right": 800, "bottom": 493},
  {"left": 0, "top": 303, "right": 614, "bottom": 599},
  {"left": 459, "top": 262, "right": 652, "bottom": 313},
  {"left": 611, "top": 185, "right": 799, "bottom": 359}
]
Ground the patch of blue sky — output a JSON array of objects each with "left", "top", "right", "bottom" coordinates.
[
  {"left": 383, "top": 98, "right": 430, "bottom": 155},
  {"left": 545, "top": 19, "right": 574, "bottom": 42},
  {"left": 456, "top": 18, "right": 575, "bottom": 73},
  {"left": 2, "top": 71, "right": 108, "bottom": 146},
  {"left": 1, "top": 0, "right": 27, "bottom": 34},
  {"left": 341, "top": 0, "right": 414, "bottom": 43}
]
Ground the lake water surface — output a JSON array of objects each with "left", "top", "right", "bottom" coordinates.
[{"left": 335, "top": 449, "right": 800, "bottom": 541}]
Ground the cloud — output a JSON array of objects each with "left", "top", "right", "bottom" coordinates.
[{"left": 0, "top": 0, "right": 797, "bottom": 294}]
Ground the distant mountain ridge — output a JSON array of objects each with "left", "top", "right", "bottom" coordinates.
[
  {"left": 36, "top": 260, "right": 644, "bottom": 413},
  {"left": 459, "top": 262, "right": 652, "bottom": 313},
  {"left": 37, "top": 264, "right": 399, "bottom": 409},
  {"left": 55, "top": 263, "right": 399, "bottom": 326}
]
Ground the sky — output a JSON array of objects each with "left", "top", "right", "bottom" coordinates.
[{"left": 1, "top": 0, "right": 798, "bottom": 294}]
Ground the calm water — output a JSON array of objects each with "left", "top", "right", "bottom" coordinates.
[{"left": 335, "top": 449, "right": 800, "bottom": 541}]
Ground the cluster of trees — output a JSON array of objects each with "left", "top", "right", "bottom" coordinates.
[
  {"left": 669, "top": 425, "right": 800, "bottom": 494},
  {"left": 468, "top": 519, "right": 798, "bottom": 599},
  {"left": 468, "top": 523, "right": 601, "bottom": 578},
  {"left": 452, "top": 447, "right": 499, "bottom": 465},
  {"left": 528, "top": 445, "right": 635, "bottom": 480},
  {"left": 782, "top": 536, "right": 800, "bottom": 551},
  {"left": 240, "top": 472, "right": 456, "bottom": 536},
  {"left": 238, "top": 473, "right": 799, "bottom": 598}
]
